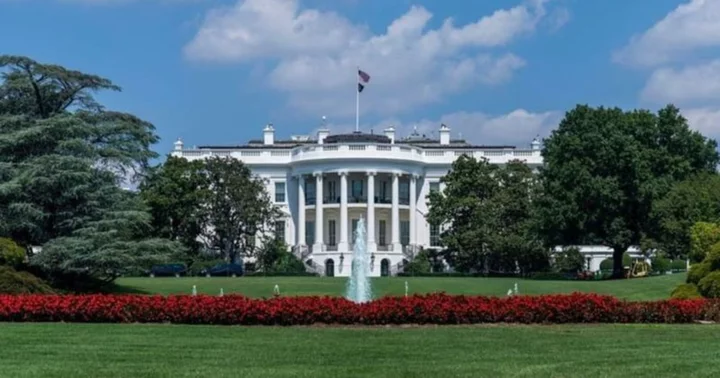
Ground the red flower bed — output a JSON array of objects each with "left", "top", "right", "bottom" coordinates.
[{"left": 0, "top": 293, "right": 715, "bottom": 325}]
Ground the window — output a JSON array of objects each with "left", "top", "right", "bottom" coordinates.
[
  {"left": 351, "top": 219, "right": 359, "bottom": 243},
  {"left": 378, "top": 220, "right": 386, "bottom": 246},
  {"left": 328, "top": 220, "right": 336, "bottom": 246},
  {"left": 399, "top": 181, "right": 410, "bottom": 204},
  {"left": 400, "top": 221, "right": 410, "bottom": 246},
  {"left": 351, "top": 180, "right": 364, "bottom": 199},
  {"left": 305, "top": 181, "right": 316, "bottom": 205},
  {"left": 429, "top": 224, "right": 440, "bottom": 246},
  {"left": 380, "top": 181, "right": 389, "bottom": 202},
  {"left": 306, "top": 221, "right": 315, "bottom": 246},
  {"left": 327, "top": 181, "right": 337, "bottom": 202},
  {"left": 274, "top": 182, "right": 286, "bottom": 203},
  {"left": 429, "top": 182, "right": 440, "bottom": 193},
  {"left": 274, "top": 220, "right": 285, "bottom": 242}
]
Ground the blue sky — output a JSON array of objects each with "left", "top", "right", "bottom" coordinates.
[{"left": 1, "top": 0, "right": 719, "bottom": 156}]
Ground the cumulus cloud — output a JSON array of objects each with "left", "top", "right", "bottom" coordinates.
[
  {"left": 641, "top": 60, "right": 720, "bottom": 105},
  {"left": 320, "top": 108, "right": 561, "bottom": 147},
  {"left": 613, "top": 0, "right": 720, "bottom": 67},
  {"left": 184, "top": 0, "right": 562, "bottom": 117}
]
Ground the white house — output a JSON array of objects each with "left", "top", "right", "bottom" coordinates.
[{"left": 172, "top": 123, "right": 543, "bottom": 277}]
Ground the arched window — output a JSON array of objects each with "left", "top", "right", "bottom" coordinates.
[
  {"left": 380, "top": 259, "right": 390, "bottom": 277},
  {"left": 325, "top": 259, "right": 335, "bottom": 277}
]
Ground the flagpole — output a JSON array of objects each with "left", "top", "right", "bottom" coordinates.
[{"left": 355, "top": 66, "right": 360, "bottom": 133}]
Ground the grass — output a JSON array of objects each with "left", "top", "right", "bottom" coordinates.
[
  {"left": 0, "top": 323, "right": 717, "bottom": 377},
  {"left": 113, "top": 273, "right": 686, "bottom": 301}
]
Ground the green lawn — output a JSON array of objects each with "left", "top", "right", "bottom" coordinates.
[
  {"left": 114, "top": 273, "right": 685, "bottom": 301},
  {"left": 0, "top": 323, "right": 717, "bottom": 377}
]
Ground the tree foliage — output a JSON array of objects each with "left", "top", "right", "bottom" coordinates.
[
  {"left": 199, "top": 157, "right": 279, "bottom": 263},
  {"left": 427, "top": 156, "right": 547, "bottom": 274},
  {"left": 0, "top": 55, "right": 178, "bottom": 283},
  {"left": 537, "top": 104, "right": 719, "bottom": 276},
  {"left": 140, "top": 156, "right": 209, "bottom": 261},
  {"left": 652, "top": 175, "right": 720, "bottom": 260}
]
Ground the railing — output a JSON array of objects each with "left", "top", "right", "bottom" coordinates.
[
  {"left": 176, "top": 144, "right": 542, "bottom": 165},
  {"left": 403, "top": 244, "right": 420, "bottom": 259},
  {"left": 377, "top": 245, "right": 390, "bottom": 252},
  {"left": 292, "top": 245, "right": 311, "bottom": 261}
]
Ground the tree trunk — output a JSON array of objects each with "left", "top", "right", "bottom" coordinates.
[{"left": 612, "top": 246, "right": 626, "bottom": 279}]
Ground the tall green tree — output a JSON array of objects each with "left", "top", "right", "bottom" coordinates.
[
  {"left": 140, "top": 156, "right": 209, "bottom": 261},
  {"left": 199, "top": 156, "right": 279, "bottom": 264},
  {"left": 0, "top": 55, "right": 178, "bottom": 282},
  {"left": 651, "top": 173, "right": 720, "bottom": 260},
  {"left": 428, "top": 156, "right": 546, "bottom": 274},
  {"left": 537, "top": 104, "right": 718, "bottom": 277}
]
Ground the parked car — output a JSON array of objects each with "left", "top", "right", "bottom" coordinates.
[{"left": 201, "top": 263, "right": 244, "bottom": 277}]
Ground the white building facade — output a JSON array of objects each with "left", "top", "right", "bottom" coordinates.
[{"left": 172, "top": 123, "right": 543, "bottom": 277}]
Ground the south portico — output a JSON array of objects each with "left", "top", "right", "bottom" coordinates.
[{"left": 291, "top": 168, "right": 422, "bottom": 277}]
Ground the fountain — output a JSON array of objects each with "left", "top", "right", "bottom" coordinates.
[{"left": 345, "top": 218, "right": 373, "bottom": 303}]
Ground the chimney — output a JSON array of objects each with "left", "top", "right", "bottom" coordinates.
[
  {"left": 317, "top": 116, "right": 330, "bottom": 144},
  {"left": 531, "top": 136, "right": 541, "bottom": 150},
  {"left": 263, "top": 123, "right": 275, "bottom": 145},
  {"left": 439, "top": 124, "right": 450, "bottom": 145},
  {"left": 384, "top": 126, "right": 395, "bottom": 144},
  {"left": 173, "top": 137, "right": 184, "bottom": 151},
  {"left": 317, "top": 128, "right": 329, "bottom": 144}
]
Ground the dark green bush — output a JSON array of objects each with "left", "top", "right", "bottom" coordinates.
[
  {"left": 599, "top": 254, "right": 632, "bottom": 271},
  {"left": 670, "top": 259, "right": 688, "bottom": 271},
  {"left": 553, "top": 247, "right": 585, "bottom": 273},
  {"left": 650, "top": 256, "right": 671, "bottom": 273},
  {"left": 528, "top": 271, "right": 573, "bottom": 280},
  {"left": 670, "top": 283, "right": 701, "bottom": 299},
  {"left": 698, "top": 271, "right": 720, "bottom": 298},
  {"left": 0, "top": 238, "right": 25, "bottom": 268},
  {"left": 404, "top": 249, "right": 432, "bottom": 275},
  {"left": 0, "top": 266, "right": 55, "bottom": 294},
  {"left": 687, "top": 262, "right": 711, "bottom": 285}
]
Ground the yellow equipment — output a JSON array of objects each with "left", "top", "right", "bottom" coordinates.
[{"left": 626, "top": 260, "right": 650, "bottom": 278}]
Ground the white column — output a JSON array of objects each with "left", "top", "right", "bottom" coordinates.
[
  {"left": 391, "top": 172, "right": 402, "bottom": 252},
  {"left": 409, "top": 174, "right": 417, "bottom": 249},
  {"left": 313, "top": 172, "right": 324, "bottom": 252},
  {"left": 298, "top": 175, "right": 306, "bottom": 246},
  {"left": 366, "top": 171, "right": 376, "bottom": 252},
  {"left": 338, "top": 171, "right": 349, "bottom": 252}
]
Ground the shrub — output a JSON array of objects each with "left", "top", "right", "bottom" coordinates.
[
  {"left": 272, "top": 252, "right": 306, "bottom": 274},
  {"left": 0, "top": 266, "right": 55, "bottom": 294},
  {"left": 651, "top": 256, "right": 671, "bottom": 274},
  {"left": 189, "top": 259, "right": 226, "bottom": 276},
  {"left": 687, "top": 262, "right": 712, "bottom": 285},
  {"left": 404, "top": 249, "right": 432, "bottom": 275},
  {"left": 690, "top": 222, "right": 720, "bottom": 263},
  {"left": 599, "top": 254, "right": 632, "bottom": 271},
  {"left": 529, "top": 271, "right": 572, "bottom": 280},
  {"left": 553, "top": 247, "right": 585, "bottom": 273},
  {"left": 698, "top": 272, "right": 720, "bottom": 298},
  {"left": 0, "top": 293, "right": 712, "bottom": 325},
  {"left": 0, "top": 238, "right": 25, "bottom": 268},
  {"left": 671, "top": 284, "right": 701, "bottom": 299},
  {"left": 670, "top": 260, "right": 688, "bottom": 271}
]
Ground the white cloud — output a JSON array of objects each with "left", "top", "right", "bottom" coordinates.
[
  {"left": 616, "top": 0, "right": 720, "bottom": 135},
  {"left": 185, "top": 0, "right": 563, "bottom": 117},
  {"left": 641, "top": 59, "right": 720, "bottom": 104},
  {"left": 323, "top": 108, "right": 561, "bottom": 147},
  {"left": 683, "top": 107, "right": 720, "bottom": 141},
  {"left": 613, "top": 0, "right": 720, "bottom": 67}
]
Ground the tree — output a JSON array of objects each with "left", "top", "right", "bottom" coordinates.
[
  {"left": 427, "top": 156, "right": 547, "bottom": 274},
  {"left": 199, "top": 156, "right": 279, "bottom": 264},
  {"left": 32, "top": 191, "right": 182, "bottom": 283},
  {"left": 140, "top": 156, "right": 210, "bottom": 262},
  {"left": 427, "top": 155, "right": 499, "bottom": 273},
  {"left": 486, "top": 160, "right": 549, "bottom": 274},
  {"left": 0, "top": 55, "right": 177, "bottom": 282},
  {"left": 537, "top": 104, "right": 719, "bottom": 277},
  {"left": 651, "top": 173, "right": 720, "bottom": 260}
]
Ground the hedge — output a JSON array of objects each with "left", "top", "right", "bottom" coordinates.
[{"left": 0, "top": 293, "right": 717, "bottom": 325}]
